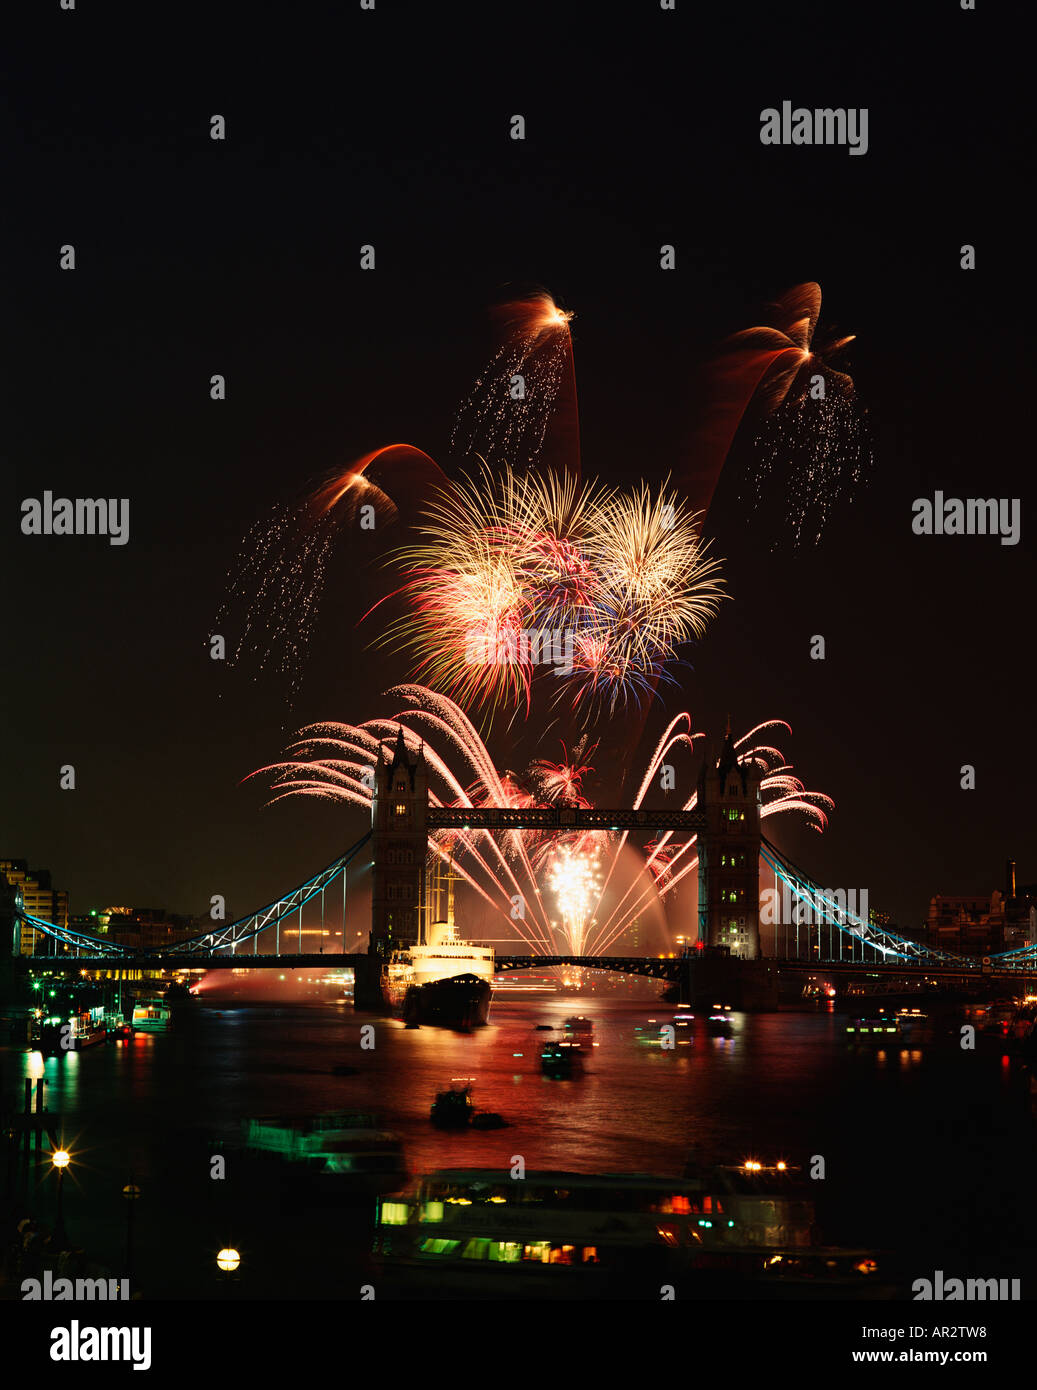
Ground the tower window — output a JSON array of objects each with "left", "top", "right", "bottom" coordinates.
[{"left": 394, "top": 803, "right": 407, "bottom": 816}]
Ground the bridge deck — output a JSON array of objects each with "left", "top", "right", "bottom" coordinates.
[{"left": 21, "top": 953, "right": 1036, "bottom": 980}]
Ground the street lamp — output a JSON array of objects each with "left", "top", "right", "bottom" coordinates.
[
  {"left": 52, "top": 1149, "right": 71, "bottom": 1249},
  {"left": 122, "top": 1181, "right": 141, "bottom": 1276},
  {"left": 216, "top": 1246, "right": 241, "bottom": 1295}
]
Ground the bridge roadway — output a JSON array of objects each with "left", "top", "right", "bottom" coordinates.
[
  {"left": 25, "top": 952, "right": 1037, "bottom": 981},
  {"left": 427, "top": 807, "right": 707, "bottom": 832}
]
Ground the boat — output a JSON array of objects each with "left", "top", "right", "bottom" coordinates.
[
  {"left": 540, "top": 1038, "right": 585, "bottom": 1078},
  {"left": 241, "top": 1111, "right": 406, "bottom": 1195},
  {"left": 104, "top": 1011, "right": 133, "bottom": 1041},
  {"left": 40, "top": 1006, "right": 107, "bottom": 1053},
  {"left": 977, "top": 1000, "right": 1019, "bottom": 1037},
  {"left": 707, "top": 1004, "right": 734, "bottom": 1036},
  {"left": 563, "top": 1016, "right": 594, "bottom": 1034},
  {"left": 672, "top": 1012, "right": 695, "bottom": 1045},
  {"left": 131, "top": 998, "right": 172, "bottom": 1032},
  {"left": 431, "top": 1082, "right": 475, "bottom": 1128},
  {"left": 384, "top": 858, "right": 494, "bottom": 1029},
  {"left": 845, "top": 1013, "right": 900, "bottom": 1039},
  {"left": 372, "top": 1165, "right": 891, "bottom": 1299}
]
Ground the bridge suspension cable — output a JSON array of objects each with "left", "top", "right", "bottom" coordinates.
[
  {"left": 18, "top": 831, "right": 372, "bottom": 961},
  {"left": 760, "top": 839, "right": 978, "bottom": 968}
]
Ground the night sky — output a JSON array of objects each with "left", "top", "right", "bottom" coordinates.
[{"left": 4, "top": 1, "right": 1031, "bottom": 933}]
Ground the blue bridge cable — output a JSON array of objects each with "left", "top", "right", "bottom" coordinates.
[
  {"left": 17, "top": 829, "right": 373, "bottom": 961},
  {"left": 759, "top": 838, "right": 977, "bottom": 969}
]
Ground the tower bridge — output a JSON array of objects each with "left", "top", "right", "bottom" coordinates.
[{"left": 8, "top": 728, "right": 1035, "bottom": 999}]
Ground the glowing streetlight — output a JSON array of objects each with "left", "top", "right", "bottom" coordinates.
[
  {"left": 52, "top": 1149, "right": 71, "bottom": 1248},
  {"left": 216, "top": 1247, "right": 240, "bottom": 1273}
]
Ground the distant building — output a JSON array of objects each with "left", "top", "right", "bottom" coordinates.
[
  {"left": 927, "top": 860, "right": 1036, "bottom": 956},
  {"left": 869, "top": 908, "right": 926, "bottom": 947},
  {"left": 0, "top": 858, "right": 70, "bottom": 954},
  {"left": 101, "top": 907, "right": 201, "bottom": 952}
]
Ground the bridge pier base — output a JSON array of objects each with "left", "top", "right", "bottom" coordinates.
[
  {"left": 353, "top": 953, "right": 386, "bottom": 1012},
  {"left": 681, "top": 951, "right": 780, "bottom": 1011}
]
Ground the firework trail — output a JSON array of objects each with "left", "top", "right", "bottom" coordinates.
[
  {"left": 246, "top": 686, "right": 833, "bottom": 958},
  {"left": 584, "top": 717, "right": 833, "bottom": 955},
  {"left": 743, "top": 388, "right": 871, "bottom": 548},
  {"left": 217, "top": 502, "right": 339, "bottom": 702},
  {"left": 217, "top": 444, "right": 443, "bottom": 702},
  {"left": 687, "top": 282, "right": 869, "bottom": 531},
  {"left": 450, "top": 291, "right": 580, "bottom": 474},
  {"left": 377, "top": 463, "right": 725, "bottom": 725}
]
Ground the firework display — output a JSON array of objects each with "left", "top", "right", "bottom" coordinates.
[{"left": 248, "top": 685, "right": 833, "bottom": 959}]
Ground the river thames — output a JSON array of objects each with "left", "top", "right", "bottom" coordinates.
[{"left": 6, "top": 993, "right": 1036, "bottom": 1300}]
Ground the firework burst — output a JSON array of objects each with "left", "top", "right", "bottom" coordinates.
[{"left": 377, "top": 464, "right": 725, "bottom": 723}]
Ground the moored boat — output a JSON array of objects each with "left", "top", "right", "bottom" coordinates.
[
  {"left": 372, "top": 1164, "right": 891, "bottom": 1299},
  {"left": 241, "top": 1111, "right": 406, "bottom": 1195},
  {"left": 40, "top": 1006, "right": 107, "bottom": 1053},
  {"left": 131, "top": 998, "right": 172, "bottom": 1032},
  {"left": 104, "top": 1011, "right": 132, "bottom": 1040},
  {"left": 384, "top": 858, "right": 494, "bottom": 1029}
]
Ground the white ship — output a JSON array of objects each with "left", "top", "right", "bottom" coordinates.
[{"left": 384, "top": 857, "right": 494, "bottom": 1028}]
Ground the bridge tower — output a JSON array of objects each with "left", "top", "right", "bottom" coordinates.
[
  {"left": 369, "top": 729, "right": 428, "bottom": 960},
  {"left": 697, "top": 725, "right": 763, "bottom": 958}
]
